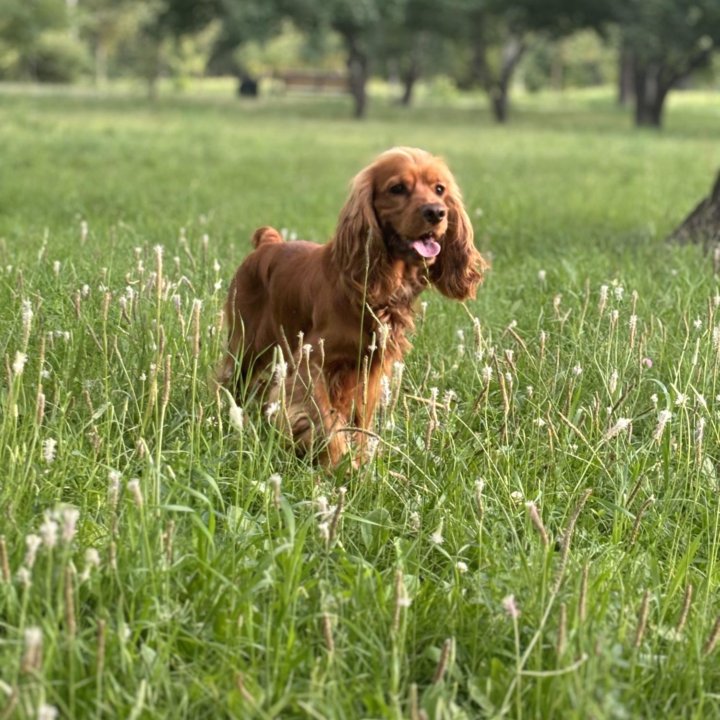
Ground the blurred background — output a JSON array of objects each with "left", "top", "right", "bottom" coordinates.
[{"left": 1, "top": 0, "right": 718, "bottom": 128}]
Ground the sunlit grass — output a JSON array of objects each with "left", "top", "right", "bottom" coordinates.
[{"left": 1, "top": 86, "right": 720, "bottom": 718}]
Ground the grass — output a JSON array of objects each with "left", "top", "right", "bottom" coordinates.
[{"left": 1, "top": 83, "right": 720, "bottom": 718}]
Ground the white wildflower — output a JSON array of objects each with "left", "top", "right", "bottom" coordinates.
[
  {"left": 653, "top": 410, "right": 672, "bottom": 442},
  {"left": 229, "top": 403, "right": 244, "bottom": 432},
  {"left": 268, "top": 473, "right": 282, "bottom": 509},
  {"left": 510, "top": 490, "right": 524, "bottom": 504},
  {"left": 23, "top": 627, "right": 43, "bottom": 672},
  {"left": 22, "top": 298, "right": 33, "bottom": 330},
  {"left": 80, "top": 548, "right": 101, "bottom": 582},
  {"left": 38, "top": 704, "right": 58, "bottom": 720},
  {"left": 604, "top": 417, "right": 632, "bottom": 440},
  {"left": 598, "top": 284, "right": 609, "bottom": 314},
  {"left": 61, "top": 507, "right": 80, "bottom": 543},
  {"left": 693, "top": 318, "right": 703, "bottom": 331},
  {"left": 39, "top": 516, "right": 59, "bottom": 549},
  {"left": 380, "top": 375, "right": 391, "bottom": 408},
  {"left": 127, "top": 479, "right": 143, "bottom": 508},
  {"left": 572, "top": 364, "right": 582, "bottom": 377},
  {"left": 613, "top": 285, "right": 624, "bottom": 301},
  {"left": 108, "top": 470, "right": 121, "bottom": 510},
  {"left": 675, "top": 392, "right": 688, "bottom": 408},
  {"left": 481, "top": 365, "right": 493, "bottom": 385},
  {"left": 24, "top": 534, "right": 42, "bottom": 569},
  {"left": 538, "top": 269, "right": 546, "bottom": 283},
  {"left": 430, "top": 519, "right": 444, "bottom": 545},
  {"left": 274, "top": 359, "right": 288, "bottom": 382},
  {"left": 12, "top": 351, "right": 27, "bottom": 375},
  {"left": 502, "top": 594, "right": 521, "bottom": 620},
  {"left": 42, "top": 438, "right": 57, "bottom": 464},
  {"left": 265, "top": 401, "right": 280, "bottom": 420},
  {"left": 609, "top": 369, "right": 619, "bottom": 395},
  {"left": 443, "top": 389, "right": 457, "bottom": 410},
  {"left": 456, "top": 561, "right": 469, "bottom": 574}
]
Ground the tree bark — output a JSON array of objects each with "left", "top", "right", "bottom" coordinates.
[
  {"left": 667, "top": 169, "right": 720, "bottom": 250},
  {"left": 618, "top": 44, "right": 633, "bottom": 106},
  {"left": 146, "top": 38, "right": 162, "bottom": 101},
  {"left": 346, "top": 39, "right": 368, "bottom": 119},
  {"left": 492, "top": 36, "right": 525, "bottom": 123},
  {"left": 94, "top": 40, "right": 108, "bottom": 86},
  {"left": 401, "top": 64, "right": 418, "bottom": 106},
  {"left": 630, "top": 47, "right": 711, "bottom": 128},
  {"left": 632, "top": 62, "right": 668, "bottom": 127}
]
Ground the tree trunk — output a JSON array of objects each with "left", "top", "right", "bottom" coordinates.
[
  {"left": 401, "top": 66, "right": 418, "bottom": 106},
  {"left": 94, "top": 40, "right": 108, "bottom": 87},
  {"left": 146, "top": 38, "right": 162, "bottom": 101},
  {"left": 633, "top": 61, "right": 668, "bottom": 127},
  {"left": 667, "top": 169, "right": 720, "bottom": 250},
  {"left": 492, "top": 36, "right": 525, "bottom": 123},
  {"left": 346, "top": 40, "right": 368, "bottom": 119},
  {"left": 490, "top": 89, "right": 508, "bottom": 123},
  {"left": 618, "top": 44, "right": 633, "bottom": 106}
]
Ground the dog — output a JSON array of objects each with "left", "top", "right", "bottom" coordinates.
[{"left": 218, "top": 147, "right": 487, "bottom": 465}]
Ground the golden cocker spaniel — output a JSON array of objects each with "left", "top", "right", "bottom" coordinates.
[{"left": 218, "top": 147, "right": 487, "bottom": 465}]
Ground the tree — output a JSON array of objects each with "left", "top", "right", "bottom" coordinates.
[
  {"left": 615, "top": 0, "right": 720, "bottom": 127},
  {"left": 281, "top": 0, "right": 406, "bottom": 118},
  {"left": 451, "top": 0, "right": 608, "bottom": 123},
  {"left": 135, "top": 0, "right": 219, "bottom": 98},
  {"left": 0, "top": 0, "right": 69, "bottom": 79},
  {"left": 209, "top": 0, "right": 282, "bottom": 92},
  {"left": 79, "top": 0, "right": 148, "bottom": 85}
]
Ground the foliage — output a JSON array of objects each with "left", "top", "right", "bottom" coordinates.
[
  {"left": 611, "top": 0, "right": 720, "bottom": 125},
  {"left": 234, "top": 20, "right": 345, "bottom": 77},
  {"left": 522, "top": 32, "right": 617, "bottom": 92},
  {"left": 0, "top": 0, "right": 69, "bottom": 79}
]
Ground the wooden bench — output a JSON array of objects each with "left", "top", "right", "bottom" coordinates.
[{"left": 276, "top": 70, "right": 349, "bottom": 94}]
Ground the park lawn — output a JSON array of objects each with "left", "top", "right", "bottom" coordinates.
[{"left": 1, "top": 84, "right": 720, "bottom": 718}]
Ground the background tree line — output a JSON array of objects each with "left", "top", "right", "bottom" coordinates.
[{"left": 0, "top": 0, "right": 718, "bottom": 127}]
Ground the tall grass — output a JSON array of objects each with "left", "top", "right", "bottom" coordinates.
[{"left": 1, "top": 86, "right": 720, "bottom": 718}]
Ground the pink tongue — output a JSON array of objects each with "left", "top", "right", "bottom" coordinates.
[{"left": 412, "top": 238, "right": 441, "bottom": 258}]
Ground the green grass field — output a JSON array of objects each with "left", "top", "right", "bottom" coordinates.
[{"left": 2, "top": 84, "right": 720, "bottom": 719}]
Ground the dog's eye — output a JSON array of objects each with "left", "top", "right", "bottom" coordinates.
[
  {"left": 389, "top": 183, "right": 406, "bottom": 195},
  {"left": 435, "top": 184, "right": 445, "bottom": 196}
]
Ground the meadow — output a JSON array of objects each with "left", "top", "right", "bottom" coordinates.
[{"left": 1, "top": 83, "right": 720, "bottom": 719}]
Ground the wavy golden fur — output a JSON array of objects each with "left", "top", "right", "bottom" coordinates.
[{"left": 218, "top": 147, "right": 488, "bottom": 465}]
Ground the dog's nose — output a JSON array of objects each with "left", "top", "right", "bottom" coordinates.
[{"left": 421, "top": 204, "right": 446, "bottom": 225}]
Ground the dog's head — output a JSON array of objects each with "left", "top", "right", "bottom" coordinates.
[{"left": 333, "top": 147, "right": 487, "bottom": 300}]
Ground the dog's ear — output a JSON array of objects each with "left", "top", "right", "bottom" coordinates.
[
  {"left": 331, "top": 166, "right": 386, "bottom": 287},
  {"left": 430, "top": 186, "right": 488, "bottom": 300}
]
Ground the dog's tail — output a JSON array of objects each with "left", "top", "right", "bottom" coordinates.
[{"left": 252, "top": 226, "right": 284, "bottom": 249}]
